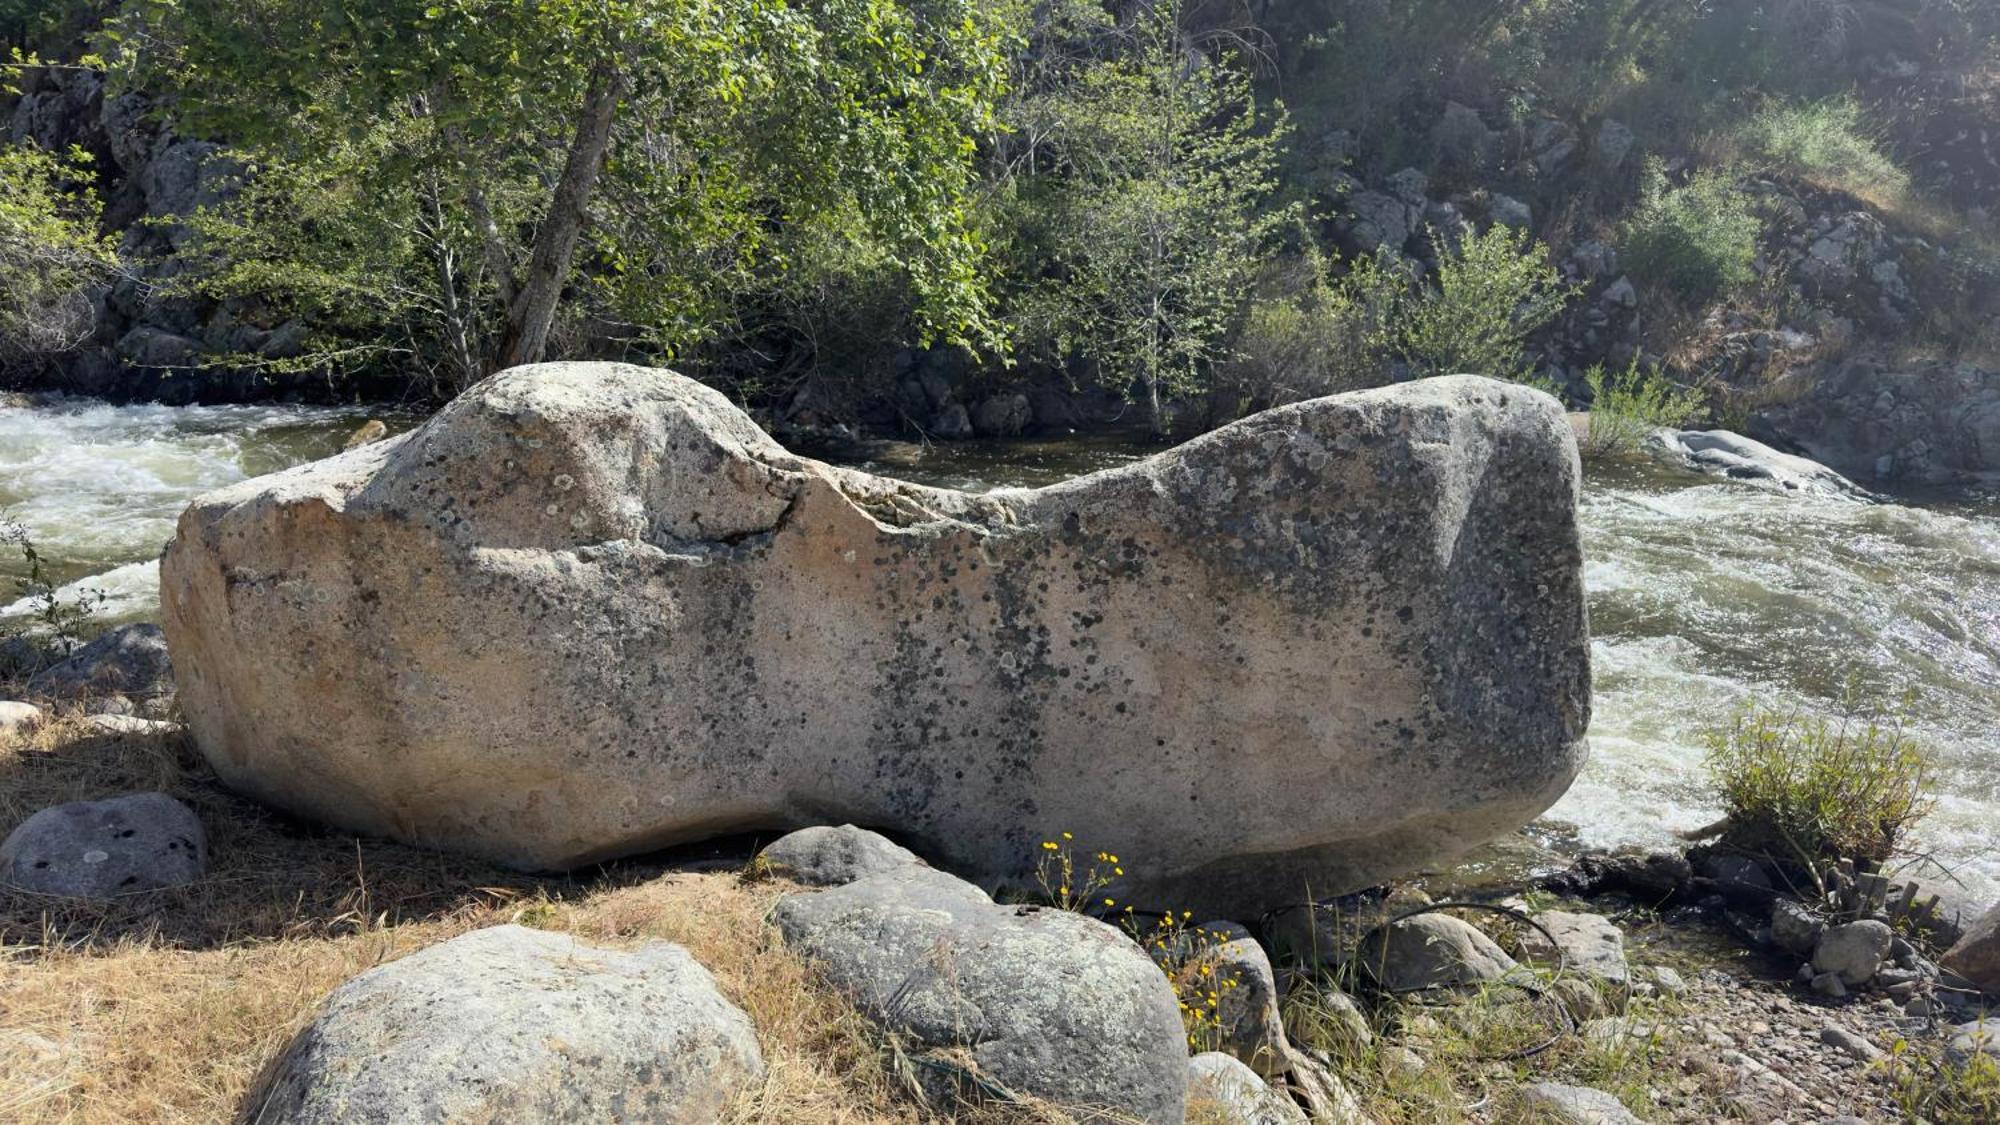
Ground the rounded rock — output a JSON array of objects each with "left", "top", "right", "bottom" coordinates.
[
  {"left": 251, "top": 924, "right": 764, "bottom": 1123},
  {"left": 0, "top": 792, "right": 205, "bottom": 897}
]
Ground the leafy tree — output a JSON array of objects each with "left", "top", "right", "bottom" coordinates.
[
  {"left": 0, "top": 141, "right": 118, "bottom": 377},
  {"left": 112, "top": 0, "right": 1009, "bottom": 389},
  {"left": 999, "top": 0, "right": 1291, "bottom": 438}
]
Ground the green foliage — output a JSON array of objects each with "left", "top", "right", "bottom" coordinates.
[
  {"left": 1705, "top": 703, "right": 1933, "bottom": 867},
  {"left": 1217, "top": 239, "right": 1401, "bottom": 411},
  {"left": 1621, "top": 162, "right": 1761, "bottom": 301},
  {"left": 0, "top": 516, "right": 105, "bottom": 673},
  {"left": 1737, "top": 97, "right": 1910, "bottom": 199},
  {"left": 0, "top": 141, "right": 118, "bottom": 376},
  {"left": 1580, "top": 360, "right": 1705, "bottom": 457},
  {"left": 115, "top": 0, "right": 1009, "bottom": 388},
  {"left": 1393, "top": 225, "right": 1572, "bottom": 384},
  {"left": 1217, "top": 223, "right": 1571, "bottom": 418},
  {"left": 1881, "top": 1032, "right": 2000, "bottom": 1125},
  {"left": 998, "top": 0, "right": 1292, "bottom": 436}
]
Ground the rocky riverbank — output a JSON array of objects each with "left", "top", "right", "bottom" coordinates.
[{"left": 2, "top": 694, "right": 1995, "bottom": 1122}]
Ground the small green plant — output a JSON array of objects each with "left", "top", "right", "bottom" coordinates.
[
  {"left": 1880, "top": 1032, "right": 2000, "bottom": 1124},
  {"left": 1580, "top": 360, "right": 1706, "bottom": 457},
  {"left": 1033, "top": 831, "right": 1122, "bottom": 914},
  {"left": 1395, "top": 225, "right": 1574, "bottom": 385},
  {"left": 1621, "top": 161, "right": 1761, "bottom": 301},
  {"left": 1218, "top": 241, "right": 1401, "bottom": 410},
  {"left": 1, "top": 517, "right": 104, "bottom": 671},
  {"left": 1140, "top": 912, "right": 1245, "bottom": 1053},
  {"left": 1030, "top": 833, "right": 1240, "bottom": 1052},
  {"left": 1737, "top": 96, "right": 1910, "bottom": 200},
  {"left": 1705, "top": 703, "right": 1933, "bottom": 867}
]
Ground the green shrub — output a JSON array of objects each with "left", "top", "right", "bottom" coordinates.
[
  {"left": 1881, "top": 1033, "right": 2000, "bottom": 1124},
  {"left": 1395, "top": 225, "right": 1573, "bottom": 384},
  {"left": 1705, "top": 704, "right": 1932, "bottom": 866},
  {"left": 1580, "top": 360, "right": 1705, "bottom": 457},
  {"left": 1621, "top": 161, "right": 1761, "bottom": 301},
  {"left": 1737, "top": 96, "right": 1910, "bottom": 199},
  {"left": 0, "top": 516, "right": 104, "bottom": 676},
  {"left": 1219, "top": 244, "right": 1401, "bottom": 409}
]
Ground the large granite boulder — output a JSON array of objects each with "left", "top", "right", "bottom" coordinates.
[
  {"left": 161, "top": 362, "right": 1590, "bottom": 916},
  {"left": 250, "top": 925, "right": 763, "bottom": 1123}
]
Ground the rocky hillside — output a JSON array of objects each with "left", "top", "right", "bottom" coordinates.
[{"left": 2, "top": 3, "right": 1995, "bottom": 477}]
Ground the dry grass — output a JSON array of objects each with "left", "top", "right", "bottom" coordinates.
[{"left": 0, "top": 712, "right": 1087, "bottom": 1124}]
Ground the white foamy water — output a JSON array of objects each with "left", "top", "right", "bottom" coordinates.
[
  {"left": 0, "top": 396, "right": 379, "bottom": 621},
  {"left": 4, "top": 399, "right": 1995, "bottom": 901},
  {"left": 1556, "top": 467, "right": 2000, "bottom": 903}
]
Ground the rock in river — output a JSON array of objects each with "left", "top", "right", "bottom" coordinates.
[{"left": 161, "top": 363, "right": 1591, "bottom": 917}]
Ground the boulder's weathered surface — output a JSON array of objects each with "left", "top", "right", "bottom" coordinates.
[
  {"left": 757, "top": 824, "right": 923, "bottom": 887},
  {"left": 162, "top": 363, "right": 1590, "bottom": 916},
  {"left": 0, "top": 792, "right": 204, "bottom": 896},
  {"left": 1647, "top": 429, "right": 1873, "bottom": 501},
  {"left": 773, "top": 864, "right": 1187, "bottom": 1121},
  {"left": 1942, "top": 901, "right": 2000, "bottom": 994},
  {"left": 251, "top": 925, "right": 763, "bottom": 1123}
]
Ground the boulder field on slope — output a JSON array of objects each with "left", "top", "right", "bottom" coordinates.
[{"left": 160, "top": 363, "right": 1590, "bottom": 917}]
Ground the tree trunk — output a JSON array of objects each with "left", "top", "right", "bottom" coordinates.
[{"left": 496, "top": 60, "right": 625, "bottom": 371}]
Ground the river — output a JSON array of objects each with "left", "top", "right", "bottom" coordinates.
[{"left": 3, "top": 398, "right": 1994, "bottom": 903}]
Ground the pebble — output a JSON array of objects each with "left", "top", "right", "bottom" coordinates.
[{"left": 1818, "top": 1025, "right": 1880, "bottom": 1061}]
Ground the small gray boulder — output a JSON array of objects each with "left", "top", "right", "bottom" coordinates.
[
  {"left": 250, "top": 924, "right": 764, "bottom": 1123},
  {"left": 1510, "top": 1081, "right": 1641, "bottom": 1124},
  {"left": 0, "top": 792, "right": 205, "bottom": 897},
  {"left": 1947, "top": 1018, "right": 1999, "bottom": 1066},
  {"left": 1814, "top": 920, "right": 1893, "bottom": 987},
  {"left": 774, "top": 866, "right": 1186, "bottom": 1121},
  {"left": 1193, "top": 934, "right": 1292, "bottom": 1078},
  {"left": 1521, "top": 911, "right": 1628, "bottom": 986},
  {"left": 1355, "top": 913, "right": 1518, "bottom": 992},
  {"left": 1771, "top": 898, "right": 1827, "bottom": 956},
  {"left": 27, "top": 623, "right": 174, "bottom": 704},
  {"left": 757, "top": 824, "right": 922, "bottom": 887},
  {"left": 971, "top": 393, "right": 1032, "bottom": 438},
  {"left": 1187, "top": 1053, "right": 1308, "bottom": 1125},
  {"left": 0, "top": 700, "right": 41, "bottom": 734}
]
